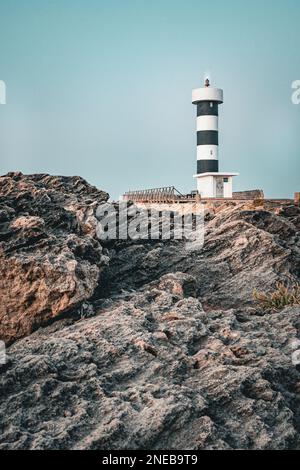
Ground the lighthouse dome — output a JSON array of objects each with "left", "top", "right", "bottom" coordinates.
[{"left": 192, "top": 87, "right": 223, "bottom": 104}]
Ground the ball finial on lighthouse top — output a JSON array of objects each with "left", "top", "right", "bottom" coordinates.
[{"left": 205, "top": 78, "right": 210, "bottom": 87}]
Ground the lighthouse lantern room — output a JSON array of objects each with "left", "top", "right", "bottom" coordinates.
[{"left": 192, "top": 78, "right": 238, "bottom": 198}]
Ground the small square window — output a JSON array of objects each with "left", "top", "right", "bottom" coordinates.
[
  {"left": 210, "top": 102, "right": 213, "bottom": 108},
  {"left": 223, "top": 178, "right": 229, "bottom": 183}
]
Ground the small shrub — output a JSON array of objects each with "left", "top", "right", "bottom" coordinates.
[
  {"left": 253, "top": 282, "right": 300, "bottom": 311},
  {"left": 252, "top": 198, "right": 264, "bottom": 208}
]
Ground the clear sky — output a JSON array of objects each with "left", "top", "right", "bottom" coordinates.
[{"left": 0, "top": 0, "right": 299, "bottom": 199}]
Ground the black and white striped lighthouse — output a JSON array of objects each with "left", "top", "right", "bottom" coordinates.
[{"left": 192, "top": 78, "right": 238, "bottom": 198}]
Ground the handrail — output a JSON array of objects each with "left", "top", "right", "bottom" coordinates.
[{"left": 123, "top": 186, "right": 186, "bottom": 203}]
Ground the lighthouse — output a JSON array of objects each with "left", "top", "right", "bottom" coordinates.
[{"left": 192, "top": 78, "right": 238, "bottom": 198}]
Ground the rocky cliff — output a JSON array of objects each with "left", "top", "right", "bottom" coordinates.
[
  {"left": 0, "top": 172, "right": 109, "bottom": 344},
  {"left": 0, "top": 173, "right": 299, "bottom": 450}
]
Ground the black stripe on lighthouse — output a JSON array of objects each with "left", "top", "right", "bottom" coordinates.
[
  {"left": 197, "top": 102, "right": 219, "bottom": 116},
  {"left": 197, "top": 130, "right": 219, "bottom": 146},
  {"left": 197, "top": 160, "right": 219, "bottom": 173}
]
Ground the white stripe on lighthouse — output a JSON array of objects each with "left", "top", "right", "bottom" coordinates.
[
  {"left": 196, "top": 115, "right": 218, "bottom": 131},
  {"left": 197, "top": 145, "right": 218, "bottom": 160}
]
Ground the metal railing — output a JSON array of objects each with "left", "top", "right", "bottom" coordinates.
[{"left": 123, "top": 186, "right": 190, "bottom": 203}]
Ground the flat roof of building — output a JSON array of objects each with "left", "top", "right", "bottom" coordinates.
[{"left": 193, "top": 172, "right": 239, "bottom": 178}]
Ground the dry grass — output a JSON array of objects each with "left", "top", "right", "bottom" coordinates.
[{"left": 253, "top": 282, "right": 300, "bottom": 311}]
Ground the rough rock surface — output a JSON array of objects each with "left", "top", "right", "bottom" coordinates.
[
  {"left": 101, "top": 201, "right": 300, "bottom": 309},
  {"left": 1, "top": 272, "right": 300, "bottom": 450},
  {"left": 0, "top": 172, "right": 109, "bottom": 343},
  {"left": 0, "top": 173, "right": 300, "bottom": 449}
]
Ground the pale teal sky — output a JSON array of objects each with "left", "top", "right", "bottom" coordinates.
[{"left": 0, "top": 0, "right": 299, "bottom": 199}]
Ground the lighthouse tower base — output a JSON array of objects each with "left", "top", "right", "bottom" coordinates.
[{"left": 193, "top": 172, "right": 239, "bottom": 198}]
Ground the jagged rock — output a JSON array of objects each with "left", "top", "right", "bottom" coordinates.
[
  {"left": 0, "top": 173, "right": 300, "bottom": 450},
  {"left": 101, "top": 203, "right": 299, "bottom": 308},
  {"left": 0, "top": 272, "right": 299, "bottom": 450},
  {"left": 0, "top": 173, "right": 109, "bottom": 343}
]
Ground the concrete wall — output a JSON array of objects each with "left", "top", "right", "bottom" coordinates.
[
  {"left": 197, "top": 175, "right": 234, "bottom": 198},
  {"left": 196, "top": 175, "right": 214, "bottom": 198},
  {"left": 223, "top": 178, "right": 233, "bottom": 198},
  {"left": 233, "top": 189, "right": 264, "bottom": 200},
  {"left": 135, "top": 201, "right": 204, "bottom": 215}
]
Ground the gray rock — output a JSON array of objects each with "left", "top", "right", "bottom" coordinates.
[
  {"left": 101, "top": 203, "right": 299, "bottom": 309},
  {"left": 0, "top": 175, "right": 300, "bottom": 449},
  {"left": 0, "top": 173, "right": 109, "bottom": 343},
  {"left": 0, "top": 272, "right": 300, "bottom": 450}
]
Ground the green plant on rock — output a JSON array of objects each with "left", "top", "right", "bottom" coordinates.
[{"left": 253, "top": 282, "right": 300, "bottom": 311}]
